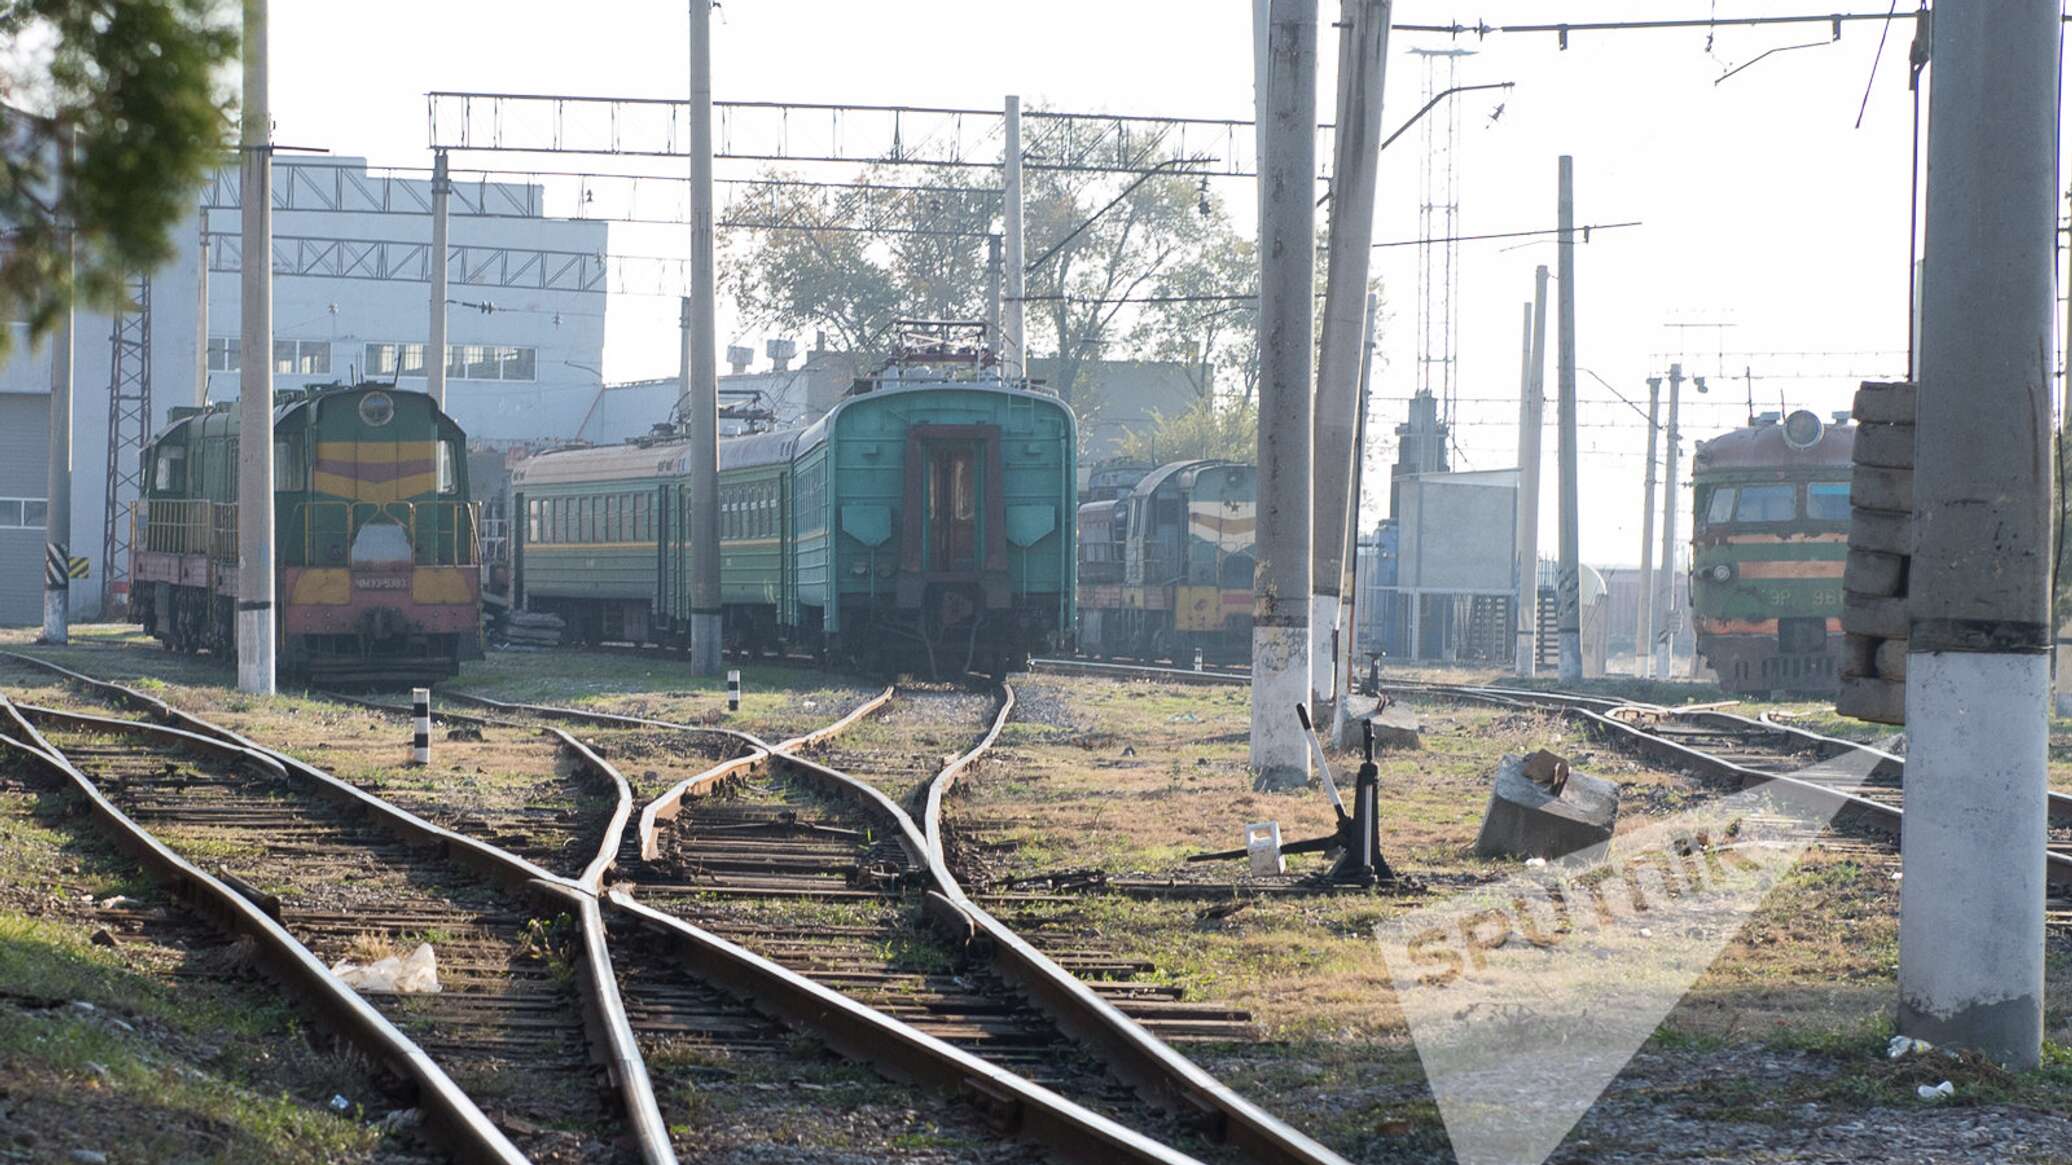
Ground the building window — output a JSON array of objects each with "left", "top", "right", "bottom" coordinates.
[
  {"left": 365, "top": 342, "right": 428, "bottom": 377},
  {"left": 274, "top": 340, "right": 331, "bottom": 376},
  {"left": 207, "top": 337, "right": 240, "bottom": 371},
  {"left": 0, "top": 498, "right": 49, "bottom": 528}
]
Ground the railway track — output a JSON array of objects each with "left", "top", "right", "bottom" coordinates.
[
  {"left": 1376, "top": 679, "right": 2072, "bottom": 923},
  {"left": 472, "top": 680, "right": 1352, "bottom": 1165},
  {"left": 0, "top": 654, "right": 670, "bottom": 1165}
]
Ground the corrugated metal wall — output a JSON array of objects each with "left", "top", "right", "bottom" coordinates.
[{"left": 0, "top": 394, "right": 50, "bottom": 625}]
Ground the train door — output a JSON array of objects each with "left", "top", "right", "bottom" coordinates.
[{"left": 922, "top": 442, "right": 981, "bottom": 573}]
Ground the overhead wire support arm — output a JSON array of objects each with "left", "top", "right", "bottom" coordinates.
[{"left": 1390, "top": 9, "right": 2027, "bottom": 45}]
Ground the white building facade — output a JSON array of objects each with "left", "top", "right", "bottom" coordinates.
[{"left": 0, "top": 157, "right": 609, "bottom": 624}]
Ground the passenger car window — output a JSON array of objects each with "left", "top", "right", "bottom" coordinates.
[
  {"left": 1806, "top": 482, "right": 1850, "bottom": 521},
  {"left": 1734, "top": 484, "right": 1797, "bottom": 522}
]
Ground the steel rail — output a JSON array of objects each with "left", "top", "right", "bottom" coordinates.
[
  {"left": 1748, "top": 709, "right": 2072, "bottom": 829},
  {"left": 1383, "top": 680, "right": 2072, "bottom": 883},
  {"left": 608, "top": 891, "right": 1206, "bottom": 1164},
  {"left": 918, "top": 683, "right": 1354, "bottom": 1165},
  {"left": 1027, "top": 656, "right": 1251, "bottom": 687},
  {"left": 299, "top": 678, "right": 1349, "bottom": 1164},
  {"left": 543, "top": 685, "right": 1210, "bottom": 1164},
  {"left": 0, "top": 654, "right": 679, "bottom": 1165},
  {"left": 0, "top": 700, "right": 530, "bottom": 1165}
]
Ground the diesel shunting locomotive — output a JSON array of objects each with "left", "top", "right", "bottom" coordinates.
[
  {"left": 510, "top": 326, "right": 1077, "bottom": 674},
  {"left": 1689, "top": 408, "right": 1853, "bottom": 695},
  {"left": 131, "top": 383, "right": 484, "bottom": 685},
  {"left": 1075, "top": 459, "right": 1256, "bottom": 663}
]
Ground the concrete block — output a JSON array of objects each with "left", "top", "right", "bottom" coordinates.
[
  {"left": 1850, "top": 465, "right": 1914, "bottom": 514},
  {"left": 1474, "top": 753, "right": 1619, "bottom": 862},
  {"left": 1852, "top": 421, "right": 1915, "bottom": 469},
  {"left": 1371, "top": 706, "right": 1422, "bottom": 751},
  {"left": 1842, "top": 595, "right": 1909, "bottom": 639},
  {"left": 1837, "top": 674, "right": 1906, "bottom": 725},
  {"left": 1843, "top": 549, "right": 1907, "bottom": 598},
  {"left": 1874, "top": 638, "right": 1909, "bottom": 680},
  {"left": 1853, "top": 381, "right": 1917, "bottom": 424},
  {"left": 1848, "top": 508, "right": 1914, "bottom": 555},
  {"left": 1840, "top": 633, "right": 1878, "bottom": 679},
  {"left": 1244, "top": 821, "right": 1285, "bottom": 876}
]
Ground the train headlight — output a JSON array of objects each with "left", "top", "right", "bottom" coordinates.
[
  {"left": 1781, "top": 408, "right": 1824, "bottom": 450},
  {"left": 1707, "top": 563, "right": 1734, "bottom": 582}
]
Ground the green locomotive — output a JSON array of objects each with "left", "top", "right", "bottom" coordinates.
[
  {"left": 131, "top": 383, "right": 483, "bottom": 684},
  {"left": 1689, "top": 408, "right": 1853, "bottom": 695},
  {"left": 512, "top": 329, "right": 1076, "bottom": 673}
]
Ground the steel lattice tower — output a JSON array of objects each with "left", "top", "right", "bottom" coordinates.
[{"left": 101, "top": 273, "right": 151, "bottom": 618}]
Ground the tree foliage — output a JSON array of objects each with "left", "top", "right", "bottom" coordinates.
[
  {"left": 721, "top": 146, "right": 1259, "bottom": 410},
  {"left": 0, "top": 0, "right": 236, "bottom": 356},
  {"left": 1115, "top": 393, "right": 1257, "bottom": 465}
]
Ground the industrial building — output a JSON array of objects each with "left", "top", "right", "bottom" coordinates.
[{"left": 0, "top": 157, "right": 608, "bottom": 623}]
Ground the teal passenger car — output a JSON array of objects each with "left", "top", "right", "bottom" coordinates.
[{"left": 512, "top": 354, "right": 1076, "bottom": 673}]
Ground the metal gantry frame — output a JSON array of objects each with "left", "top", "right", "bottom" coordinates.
[
  {"left": 100, "top": 273, "right": 152, "bottom": 618},
  {"left": 422, "top": 92, "right": 1307, "bottom": 179}
]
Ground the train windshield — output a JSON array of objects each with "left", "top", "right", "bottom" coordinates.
[
  {"left": 1704, "top": 487, "right": 1736, "bottom": 525},
  {"left": 1734, "top": 484, "right": 1796, "bottom": 522},
  {"left": 1806, "top": 482, "right": 1850, "bottom": 521}
]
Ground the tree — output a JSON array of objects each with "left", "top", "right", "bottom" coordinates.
[
  {"left": 1116, "top": 394, "right": 1257, "bottom": 465},
  {"left": 720, "top": 168, "right": 996, "bottom": 359},
  {"left": 721, "top": 144, "right": 1254, "bottom": 410},
  {"left": 0, "top": 0, "right": 237, "bottom": 357}
]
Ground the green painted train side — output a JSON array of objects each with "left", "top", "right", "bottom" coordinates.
[{"left": 510, "top": 380, "right": 1075, "bottom": 666}]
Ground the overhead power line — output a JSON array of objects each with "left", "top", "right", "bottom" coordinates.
[
  {"left": 1372, "top": 221, "right": 1641, "bottom": 248},
  {"left": 1392, "top": 9, "right": 1996, "bottom": 48}
]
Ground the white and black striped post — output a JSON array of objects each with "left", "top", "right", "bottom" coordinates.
[
  {"left": 410, "top": 688, "right": 431, "bottom": 766},
  {"left": 1193, "top": 647, "right": 1204, "bottom": 673},
  {"left": 726, "top": 669, "right": 740, "bottom": 713}
]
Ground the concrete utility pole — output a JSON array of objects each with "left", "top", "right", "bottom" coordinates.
[
  {"left": 1899, "top": 0, "right": 2056, "bottom": 1071},
  {"left": 985, "top": 233, "right": 1003, "bottom": 356},
  {"left": 1001, "top": 96, "right": 1026, "bottom": 382},
  {"left": 1332, "top": 291, "right": 1380, "bottom": 748},
  {"left": 684, "top": 0, "right": 722, "bottom": 675},
  {"left": 1638, "top": 376, "right": 1661, "bottom": 676},
  {"left": 41, "top": 134, "right": 73, "bottom": 646},
  {"left": 1653, "top": 363, "right": 1684, "bottom": 680},
  {"left": 236, "top": 0, "right": 275, "bottom": 694},
  {"left": 427, "top": 149, "right": 451, "bottom": 408},
  {"left": 1554, "top": 156, "right": 1582, "bottom": 682},
  {"left": 195, "top": 221, "right": 209, "bottom": 406},
  {"left": 1252, "top": 0, "right": 1317, "bottom": 792},
  {"left": 1311, "top": 0, "right": 1391, "bottom": 709},
  {"left": 1514, "top": 265, "right": 1549, "bottom": 676}
]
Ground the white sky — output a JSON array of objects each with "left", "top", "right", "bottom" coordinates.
[{"left": 260, "top": 1, "right": 2056, "bottom": 565}]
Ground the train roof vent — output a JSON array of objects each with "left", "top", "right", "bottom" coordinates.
[
  {"left": 167, "top": 406, "right": 203, "bottom": 423},
  {"left": 1832, "top": 410, "right": 1852, "bottom": 425},
  {"left": 1754, "top": 411, "right": 1782, "bottom": 426}
]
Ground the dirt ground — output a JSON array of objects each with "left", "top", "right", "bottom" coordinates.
[
  {"left": 9, "top": 629, "right": 2068, "bottom": 1163},
  {"left": 946, "top": 670, "right": 2072, "bottom": 1164}
]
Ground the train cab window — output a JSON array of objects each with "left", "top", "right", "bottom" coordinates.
[
  {"left": 1734, "top": 484, "right": 1797, "bottom": 522},
  {"left": 436, "top": 441, "right": 459, "bottom": 496},
  {"left": 154, "top": 447, "right": 187, "bottom": 493},
  {"left": 1806, "top": 482, "right": 1850, "bottom": 521},
  {"left": 275, "top": 438, "right": 305, "bottom": 491},
  {"left": 634, "top": 493, "right": 650, "bottom": 541},
  {"left": 1703, "top": 487, "right": 1735, "bottom": 526},
  {"left": 527, "top": 499, "right": 541, "bottom": 544}
]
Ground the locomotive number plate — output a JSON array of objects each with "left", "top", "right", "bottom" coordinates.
[{"left": 353, "top": 576, "right": 409, "bottom": 590}]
